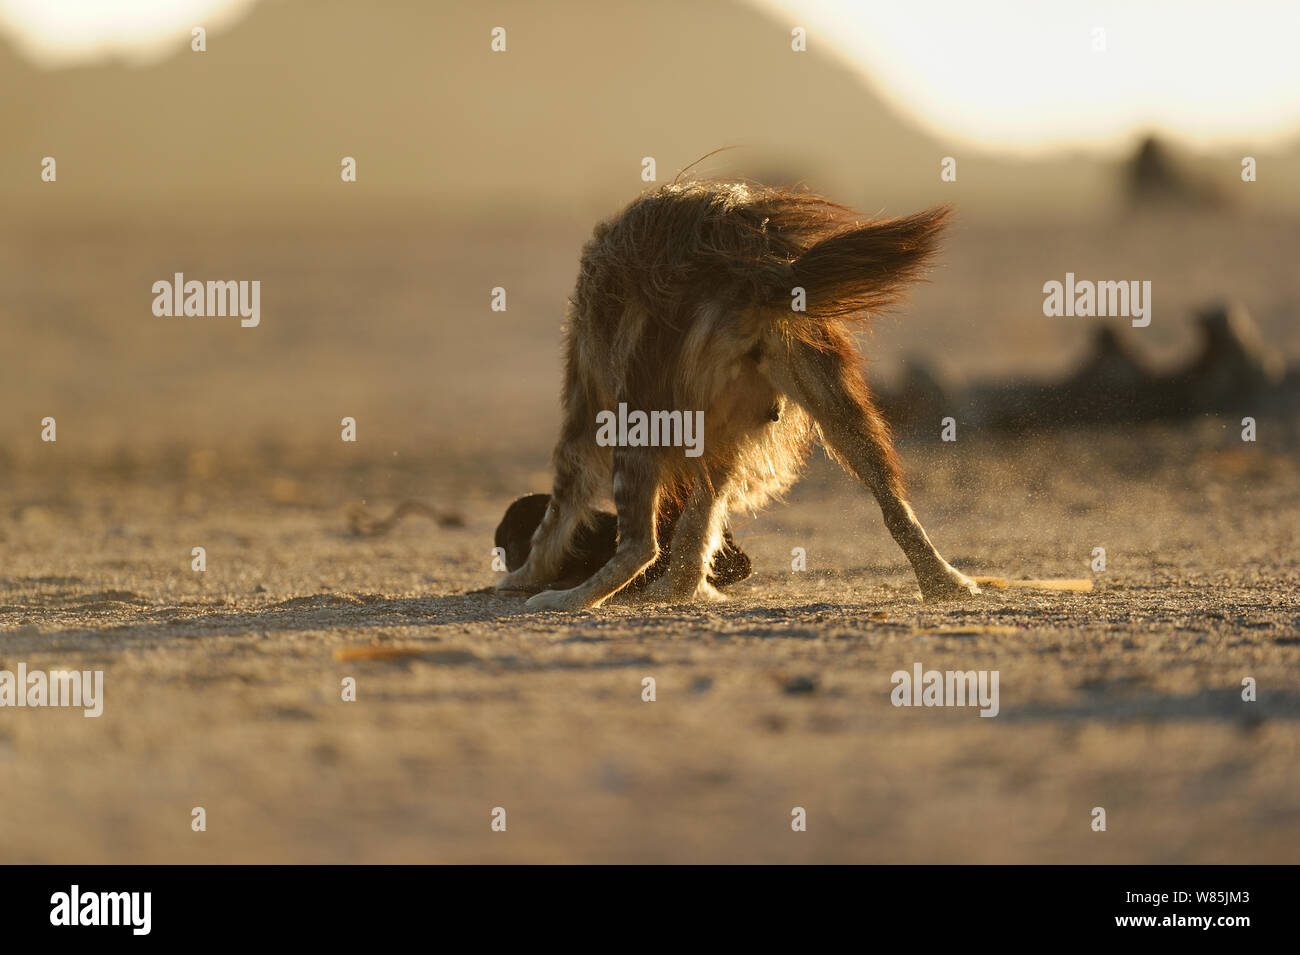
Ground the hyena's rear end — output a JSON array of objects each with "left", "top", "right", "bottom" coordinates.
[{"left": 499, "top": 180, "right": 980, "bottom": 610}]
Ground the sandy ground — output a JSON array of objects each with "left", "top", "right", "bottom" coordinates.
[
  {"left": 2, "top": 426, "right": 1297, "bottom": 863},
  {"left": 2, "top": 213, "right": 1298, "bottom": 862}
]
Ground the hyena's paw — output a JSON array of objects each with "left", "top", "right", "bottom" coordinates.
[
  {"left": 917, "top": 565, "right": 983, "bottom": 602},
  {"left": 525, "top": 588, "right": 600, "bottom": 612},
  {"left": 641, "top": 576, "right": 728, "bottom": 605},
  {"left": 693, "top": 581, "right": 729, "bottom": 604}
]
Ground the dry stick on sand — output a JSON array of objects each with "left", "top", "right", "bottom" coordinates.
[{"left": 345, "top": 500, "right": 464, "bottom": 537}]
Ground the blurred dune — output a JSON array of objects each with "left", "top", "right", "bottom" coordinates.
[
  {"left": 3, "top": 0, "right": 1299, "bottom": 470},
  {"left": 4, "top": 0, "right": 1299, "bottom": 222}
]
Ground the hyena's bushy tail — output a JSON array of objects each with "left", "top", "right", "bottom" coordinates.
[{"left": 781, "top": 204, "right": 951, "bottom": 324}]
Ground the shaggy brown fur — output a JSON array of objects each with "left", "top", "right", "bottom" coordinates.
[{"left": 498, "top": 179, "right": 980, "bottom": 609}]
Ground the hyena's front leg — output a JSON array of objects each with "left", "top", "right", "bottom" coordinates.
[
  {"left": 773, "top": 336, "right": 980, "bottom": 602},
  {"left": 526, "top": 448, "right": 661, "bottom": 611},
  {"left": 496, "top": 437, "right": 599, "bottom": 594},
  {"left": 641, "top": 466, "right": 732, "bottom": 604}
]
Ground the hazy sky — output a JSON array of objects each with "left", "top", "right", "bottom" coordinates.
[
  {"left": 756, "top": 0, "right": 1300, "bottom": 155},
  {"left": 0, "top": 0, "right": 254, "bottom": 64},
  {"left": 3, "top": 0, "right": 1299, "bottom": 157}
]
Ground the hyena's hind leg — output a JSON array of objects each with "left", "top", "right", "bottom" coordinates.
[
  {"left": 641, "top": 464, "right": 733, "bottom": 604},
  {"left": 496, "top": 427, "right": 602, "bottom": 594},
  {"left": 526, "top": 447, "right": 662, "bottom": 611},
  {"left": 770, "top": 334, "right": 980, "bottom": 601}
]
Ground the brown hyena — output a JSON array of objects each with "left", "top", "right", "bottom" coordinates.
[{"left": 497, "top": 179, "right": 980, "bottom": 610}]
